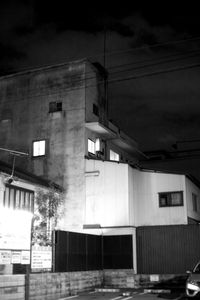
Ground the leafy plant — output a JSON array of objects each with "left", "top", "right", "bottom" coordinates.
[{"left": 32, "top": 185, "right": 64, "bottom": 246}]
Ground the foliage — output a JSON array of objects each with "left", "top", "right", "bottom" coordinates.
[{"left": 32, "top": 186, "right": 64, "bottom": 246}]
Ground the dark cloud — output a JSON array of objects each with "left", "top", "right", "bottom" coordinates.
[{"left": 1, "top": 1, "right": 200, "bottom": 178}]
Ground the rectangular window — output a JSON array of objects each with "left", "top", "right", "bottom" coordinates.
[
  {"left": 49, "top": 101, "right": 62, "bottom": 113},
  {"left": 159, "top": 191, "right": 183, "bottom": 207},
  {"left": 192, "top": 193, "right": 198, "bottom": 212},
  {"left": 88, "top": 139, "right": 95, "bottom": 154},
  {"left": 33, "top": 140, "right": 46, "bottom": 157},
  {"left": 95, "top": 138, "right": 100, "bottom": 152},
  {"left": 110, "top": 150, "right": 120, "bottom": 162},
  {"left": 4, "top": 185, "right": 34, "bottom": 213}
]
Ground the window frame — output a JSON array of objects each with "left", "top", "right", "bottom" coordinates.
[
  {"left": 88, "top": 139, "right": 95, "bottom": 155},
  {"left": 49, "top": 101, "right": 62, "bottom": 113},
  {"left": 110, "top": 149, "right": 120, "bottom": 162},
  {"left": 3, "top": 184, "right": 34, "bottom": 213},
  {"left": 192, "top": 193, "right": 198, "bottom": 212},
  {"left": 158, "top": 191, "right": 184, "bottom": 207},
  {"left": 32, "top": 139, "right": 46, "bottom": 157}
]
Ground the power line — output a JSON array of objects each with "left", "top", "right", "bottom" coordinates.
[{"left": 2, "top": 61, "right": 200, "bottom": 103}]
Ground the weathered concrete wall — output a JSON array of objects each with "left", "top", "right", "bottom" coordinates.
[
  {"left": 0, "top": 271, "right": 102, "bottom": 300},
  {"left": 0, "top": 275, "right": 25, "bottom": 300},
  {"left": 0, "top": 60, "right": 92, "bottom": 232},
  {"left": 103, "top": 269, "right": 187, "bottom": 289},
  {"left": 0, "top": 270, "right": 187, "bottom": 299}
]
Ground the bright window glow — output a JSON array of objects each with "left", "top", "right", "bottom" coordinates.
[
  {"left": 110, "top": 150, "right": 119, "bottom": 161},
  {"left": 33, "top": 140, "right": 46, "bottom": 156},
  {"left": 95, "top": 138, "right": 100, "bottom": 152},
  {"left": 88, "top": 139, "right": 95, "bottom": 154}
]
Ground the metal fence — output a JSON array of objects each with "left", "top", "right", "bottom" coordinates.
[
  {"left": 137, "top": 224, "right": 200, "bottom": 274},
  {"left": 54, "top": 231, "right": 133, "bottom": 272}
]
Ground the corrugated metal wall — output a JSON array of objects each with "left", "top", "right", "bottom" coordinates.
[
  {"left": 104, "top": 235, "right": 133, "bottom": 269},
  {"left": 137, "top": 225, "right": 200, "bottom": 274},
  {"left": 55, "top": 230, "right": 102, "bottom": 272}
]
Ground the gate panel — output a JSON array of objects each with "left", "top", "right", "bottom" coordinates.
[{"left": 137, "top": 225, "right": 200, "bottom": 274}]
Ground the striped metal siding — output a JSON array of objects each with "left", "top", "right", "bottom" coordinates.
[
  {"left": 137, "top": 225, "right": 200, "bottom": 274},
  {"left": 55, "top": 231, "right": 133, "bottom": 272},
  {"left": 55, "top": 230, "right": 102, "bottom": 272},
  {"left": 104, "top": 235, "right": 133, "bottom": 269}
]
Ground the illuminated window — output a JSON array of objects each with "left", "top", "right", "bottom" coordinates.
[
  {"left": 192, "top": 193, "right": 198, "bottom": 212},
  {"left": 95, "top": 138, "right": 100, "bottom": 152},
  {"left": 4, "top": 185, "right": 34, "bottom": 212},
  {"left": 110, "top": 150, "right": 119, "bottom": 161},
  {"left": 88, "top": 139, "right": 95, "bottom": 154},
  {"left": 159, "top": 191, "right": 183, "bottom": 207},
  {"left": 33, "top": 140, "right": 46, "bottom": 157}
]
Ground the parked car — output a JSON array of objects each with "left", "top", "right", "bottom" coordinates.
[{"left": 186, "top": 261, "right": 200, "bottom": 297}]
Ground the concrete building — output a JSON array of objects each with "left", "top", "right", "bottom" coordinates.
[
  {"left": 0, "top": 59, "right": 145, "bottom": 232},
  {"left": 0, "top": 59, "right": 200, "bottom": 273}
]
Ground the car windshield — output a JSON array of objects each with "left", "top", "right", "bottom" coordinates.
[{"left": 193, "top": 263, "right": 200, "bottom": 273}]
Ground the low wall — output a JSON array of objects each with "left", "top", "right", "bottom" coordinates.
[
  {"left": 104, "top": 269, "right": 187, "bottom": 289},
  {"left": 0, "top": 275, "right": 25, "bottom": 300},
  {"left": 29, "top": 271, "right": 102, "bottom": 300},
  {"left": 0, "top": 270, "right": 187, "bottom": 300},
  {"left": 0, "top": 271, "right": 102, "bottom": 300}
]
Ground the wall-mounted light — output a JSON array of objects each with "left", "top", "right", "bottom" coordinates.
[{"left": 85, "top": 170, "right": 100, "bottom": 177}]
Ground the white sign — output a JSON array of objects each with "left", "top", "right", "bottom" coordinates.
[
  {"left": 0, "top": 208, "right": 32, "bottom": 250},
  {"left": 21, "top": 251, "right": 30, "bottom": 264},
  {"left": 0, "top": 250, "right": 11, "bottom": 264},
  {"left": 150, "top": 275, "right": 159, "bottom": 282},
  {"left": 31, "top": 246, "right": 52, "bottom": 270},
  {"left": 11, "top": 251, "right": 21, "bottom": 264}
]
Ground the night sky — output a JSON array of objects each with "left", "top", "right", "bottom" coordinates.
[{"left": 1, "top": 1, "right": 200, "bottom": 179}]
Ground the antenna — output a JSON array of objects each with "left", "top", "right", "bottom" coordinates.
[{"left": 103, "top": 25, "right": 108, "bottom": 117}]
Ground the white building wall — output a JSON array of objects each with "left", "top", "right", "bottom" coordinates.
[
  {"left": 185, "top": 177, "right": 200, "bottom": 222},
  {"left": 85, "top": 160, "right": 197, "bottom": 231},
  {"left": 85, "top": 160, "right": 129, "bottom": 229},
  {"left": 130, "top": 168, "right": 187, "bottom": 226}
]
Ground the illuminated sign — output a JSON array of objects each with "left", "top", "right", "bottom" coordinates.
[
  {"left": 0, "top": 208, "right": 32, "bottom": 250},
  {"left": 31, "top": 246, "right": 52, "bottom": 270},
  {"left": 0, "top": 250, "right": 11, "bottom": 264}
]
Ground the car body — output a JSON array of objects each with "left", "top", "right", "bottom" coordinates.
[{"left": 186, "top": 261, "right": 200, "bottom": 297}]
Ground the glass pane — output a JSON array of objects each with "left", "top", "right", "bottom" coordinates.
[
  {"left": 33, "top": 140, "right": 45, "bottom": 156},
  {"left": 88, "top": 139, "right": 95, "bottom": 154},
  {"left": 9, "top": 188, "right": 15, "bottom": 209},
  {"left": 30, "top": 193, "right": 34, "bottom": 213},
  {"left": 4, "top": 187, "right": 10, "bottom": 207},
  {"left": 15, "top": 190, "right": 20, "bottom": 209},
  {"left": 171, "top": 193, "right": 182, "bottom": 205},
  {"left": 159, "top": 195, "right": 167, "bottom": 206}
]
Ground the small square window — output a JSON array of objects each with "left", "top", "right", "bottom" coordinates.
[
  {"left": 33, "top": 140, "right": 46, "bottom": 157},
  {"left": 49, "top": 102, "right": 62, "bottom": 113},
  {"left": 110, "top": 150, "right": 119, "bottom": 161},
  {"left": 88, "top": 139, "right": 95, "bottom": 154}
]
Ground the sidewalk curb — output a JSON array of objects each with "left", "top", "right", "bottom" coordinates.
[
  {"left": 95, "top": 288, "right": 120, "bottom": 292},
  {"left": 144, "top": 289, "right": 171, "bottom": 294}
]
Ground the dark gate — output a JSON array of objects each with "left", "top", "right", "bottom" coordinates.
[
  {"left": 54, "top": 231, "right": 133, "bottom": 272},
  {"left": 137, "top": 224, "right": 200, "bottom": 274}
]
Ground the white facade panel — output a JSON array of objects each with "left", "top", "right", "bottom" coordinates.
[
  {"left": 85, "top": 160, "right": 129, "bottom": 228},
  {"left": 130, "top": 169, "right": 187, "bottom": 226}
]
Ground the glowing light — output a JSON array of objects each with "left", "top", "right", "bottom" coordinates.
[{"left": 0, "top": 207, "right": 33, "bottom": 250}]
